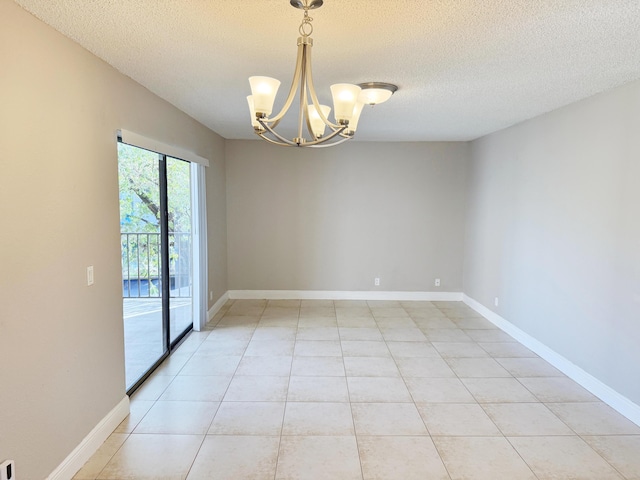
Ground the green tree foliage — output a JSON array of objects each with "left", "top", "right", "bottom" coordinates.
[
  {"left": 118, "top": 143, "right": 191, "bottom": 233},
  {"left": 167, "top": 156, "right": 192, "bottom": 234}
]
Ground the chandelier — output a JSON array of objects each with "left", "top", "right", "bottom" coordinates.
[{"left": 247, "top": 0, "right": 398, "bottom": 148}]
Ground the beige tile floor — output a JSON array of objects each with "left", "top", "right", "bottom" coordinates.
[{"left": 74, "top": 300, "right": 640, "bottom": 480}]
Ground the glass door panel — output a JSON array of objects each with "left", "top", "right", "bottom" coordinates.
[
  {"left": 118, "top": 143, "right": 167, "bottom": 390},
  {"left": 167, "top": 157, "right": 193, "bottom": 343}
]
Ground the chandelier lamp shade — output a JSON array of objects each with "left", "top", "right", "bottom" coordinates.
[{"left": 247, "top": 0, "right": 398, "bottom": 147}]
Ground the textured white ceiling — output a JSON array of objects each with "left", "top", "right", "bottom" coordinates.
[{"left": 13, "top": 0, "right": 640, "bottom": 141}]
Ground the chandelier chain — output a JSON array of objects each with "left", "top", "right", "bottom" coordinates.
[{"left": 299, "top": 10, "right": 313, "bottom": 37}]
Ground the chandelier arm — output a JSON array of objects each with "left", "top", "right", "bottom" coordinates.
[
  {"left": 307, "top": 134, "right": 353, "bottom": 148},
  {"left": 305, "top": 45, "right": 341, "bottom": 129},
  {"left": 258, "top": 118, "right": 301, "bottom": 146},
  {"left": 268, "top": 43, "right": 305, "bottom": 125},
  {"left": 257, "top": 132, "right": 295, "bottom": 147},
  {"left": 294, "top": 123, "right": 349, "bottom": 146},
  {"left": 297, "top": 46, "right": 307, "bottom": 141},
  {"left": 305, "top": 102, "right": 315, "bottom": 139},
  {"left": 259, "top": 116, "right": 348, "bottom": 147},
  {"left": 303, "top": 85, "right": 317, "bottom": 141}
]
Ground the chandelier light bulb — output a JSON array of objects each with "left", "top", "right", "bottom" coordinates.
[
  {"left": 246, "top": 96, "right": 262, "bottom": 130},
  {"left": 249, "top": 76, "right": 281, "bottom": 116},
  {"left": 308, "top": 104, "right": 331, "bottom": 138},
  {"left": 347, "top": 102, "right": 365, "bottom": 134},
  {"left": 330, "top": 83, "right": 362, "bottom": 124}
]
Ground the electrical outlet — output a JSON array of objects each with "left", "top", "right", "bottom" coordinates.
[
  {"left": 209, "top": 291, "right": 213, "bottom": 301},
  {"left": 374, "top": 277, "right": 380, "bottom": 286},
  {"left": 494, "top": 297, "right": 499, "bottom": 307},
  {"left": 434, "top": 278, "right": 441, "bottom": 287},
  {"left": 87, "top": 266, "right": 94, "bottom": 286},
  {"left": 1, "top": 460, "right": 15, "bottom": 480}
]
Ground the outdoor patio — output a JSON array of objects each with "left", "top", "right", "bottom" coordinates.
[{"left": 123, "top": 297, "right": 192, "bottom": 388}]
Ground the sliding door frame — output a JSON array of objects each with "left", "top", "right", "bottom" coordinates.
[{"left": 119, "top": 140, "right": 196, "bottom": 395}]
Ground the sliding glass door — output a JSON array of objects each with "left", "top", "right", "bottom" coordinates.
[{"left": 118, "top": 143, "right": 193, "bottom": 393}]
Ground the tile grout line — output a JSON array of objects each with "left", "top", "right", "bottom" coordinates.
[
  {"left": 575, "top": 432, "right": 632, "bottom": 479},
  {"left": 273, "top": 301, "right": 300, "bottom": 480},
  {"left": 89, "top": 433, "right": 130, "bottom": 480},
  {"left": 385, "top": 302, "right": 455, "bottom": 479},
  {"left": 345, "top": 300, "right": 366, "bottom": 480}
]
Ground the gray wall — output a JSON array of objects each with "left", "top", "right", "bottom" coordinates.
[
  {"left": 464, "top": 79, "right": 640, "bottom": 405},
  {"left": 226, "top": 140, "right": 469, "bottom": 292},
  {"left": 0, "top": 3, "right": 226, "bottom": 478}
]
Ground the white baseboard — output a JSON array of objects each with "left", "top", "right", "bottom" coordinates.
[
  {"left": 463, "top": 294, "right": 640, "bottom": 427},
  {"left": 47, "top": 396, "right": 130, "bottom": 480},
  {"left": 208, "top": 291, "right": 230, "bottom": 321},
  {"left": 227, "top": 290, "right": 463, "bottom": 302}
]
